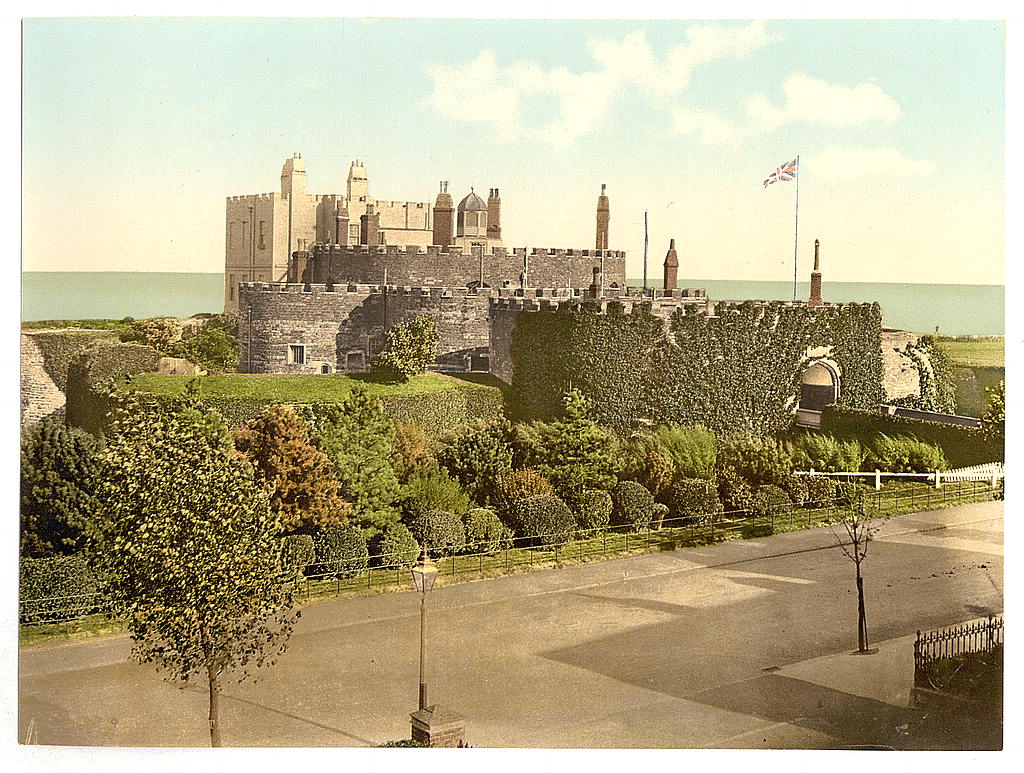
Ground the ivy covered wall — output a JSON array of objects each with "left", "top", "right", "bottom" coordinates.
[{"left": 504, "top": 300, "right": 884, "bottom": 435}]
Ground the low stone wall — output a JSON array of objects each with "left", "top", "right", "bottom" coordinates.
[{"left": 20, "top": 335, "right": 66, "bottom": 427}]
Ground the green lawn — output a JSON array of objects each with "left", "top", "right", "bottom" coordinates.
[
  {"left": 935, "top": 338, "right": 1005, "bottom": 368},
  {"left": 127, "top": 370, "right": 503, "bottom": 402}
]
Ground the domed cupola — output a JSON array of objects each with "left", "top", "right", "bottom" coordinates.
[{"left": 456, "top": 187, "right": 489, "bottom": 238}]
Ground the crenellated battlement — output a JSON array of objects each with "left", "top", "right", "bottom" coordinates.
[
  {"left": 227, "top": 192, "right": 278, "bottom": 203},
  {"left": 308, "top": 243, "right": 627, "bottom": 259}
]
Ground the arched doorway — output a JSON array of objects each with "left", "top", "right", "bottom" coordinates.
[{"left": 799, "top": 361, "right": 839, "bottom": 411}]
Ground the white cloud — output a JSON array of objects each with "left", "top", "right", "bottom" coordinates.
[
  {"left": 747, "top": 73, "right": 902, "bottom": 129},
  {"left": 670, "top": 106, "right": 746, "bottom": 145},
  {"left": 808, "top": 147, "right": 937, "bottom": 181},
  {"left": 424, "top": 21, "right": 777, "bottom": 145}
]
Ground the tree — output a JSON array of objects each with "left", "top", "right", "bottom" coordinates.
[
  {"left": 87, "top": 391, "right": 298, "bottom": 746},
  {"left": 20, "top": 418, "right": 102, "bottom": 557},
  {"left": 235, "top": 405, "right": 350, "bottom": 534},
  {"left": 299, "top": 388, "right": 401, "bottom": 536},
  {"left": 534, "top": 390, "right": 619, "bottom": 509},
  {"left": 983, "top": 379, "right": 1005, "bottom": 441},
  {"left": 436, "top": 420, "right": 514, "bottom": 506},
  {"left": 831, "top": 497, "right": 883, "bottom": 653},
  {"left": 371, "top": 315, "right": 437, "bottom": 382}
]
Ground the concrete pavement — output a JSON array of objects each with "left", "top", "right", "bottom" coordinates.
[{"left": 19, "top": 500, "right": 1003, "bottom": 748}]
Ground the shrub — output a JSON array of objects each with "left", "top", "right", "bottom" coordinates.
[
  {"left": 312, "top": 524, "right": 369, "bottom": 578},
  {"left": 19, "top": 555, "right": 101, "bottom": 623},
  {"left": 618, "top": 432, "right": 675, "bottom": 495},
  {"left": 865, "top": 434, "right": 948, "bottom": 473},
  {"left": 281, "top": 534, "right": 315, "bottom": 574},
  {"left": 750, "top": 484, "right": 792, "bottom": 519},
  {"left": 392, "top": 422, "right": 432, "bottom": 482},
  {"left": 463, "top": 508, "right": 513, "bottom": 554},
  {"left": 182, "top": 320, "right": 239, "bottom": 372},
  {"left": 718, "top": 466, "right": 754, "bottom": 514},
  {"left": 575, "top": 489, "right": 613, "bottom": 532},
  {"left": 717, "top": 435, "right": 793, "bottom": 485},
  {"left": 400, "top": 462, "right": 471, "bottom": 519},
  {"left": 494, "top": 468, "right": 555, "bottom": 510},
  {"left": 436, "top": 420, "right": 514, "bottom": 506},
  {"left": 650, "top": 503, "right": 669, "bottom": 530},
  {"left": 782, "top": 474, "right": 811, "bottom": 506},
  {"left": 611, "top": 481, "right": 655, "bottom": 532},
  {"left": 408, "top": 510, "right": 466, "bottom": 555},
  {"left": 663, "top": 477, "right": 722, "bottom": 523},
  {"left": 372, "top": 315, "right": 437, "bottom": 382},
  {"left": 787, "top": 433, "right": 864, "bottom": 473},
  {"left": 371, "top": 523, "right": 421, "bottom": 567},
  {"left": 508, "top": 495, "right": 575, "bottom": 547},
  {"left": 835, "top": 481, "right": 870, "bottom": 507},
  {"left": 982, "top": 380, "right": 1005, "bottom": 441},
  {"left": 804, "top": 476, "right": 838, "bottom": 508},
  {"left": 655, "top": 425, "right": 717, "bottom": 480}
]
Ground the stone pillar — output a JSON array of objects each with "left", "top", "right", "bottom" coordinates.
[
  {"left": 589, "top": 266, "right": 602, "bottom": 298},
  {"left": 595, "top": 183, "right": 609, "bottom": 250},
  {"left": 410, "top": 705, "right": 466, "bottom": 748},
  {"left": 433, "top": 182, "right": 454, "bottom": 248},
  {"left": 360, "top": 204, "right": 380, "bottom": 246},
  {"left": 663, "top": 238, "right": 679, "bottom": 291},
  {"left": 808, "top": 238, "right": 823, "bottom": 307},
  {"left": 486, "top": 188, "right": 501, "bottom": 241}
]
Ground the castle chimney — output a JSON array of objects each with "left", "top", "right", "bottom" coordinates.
[
  {"left": 589, "top": 265, "right": 603, "bottom": 298},
  {"left": 335, "top": 205, "right": 349, "bottom": 245},
  {"left": 433, "top": 181, "right": 454, "bottom": 248},
  {"left": 360, "top": 204, "right": 380, "bottom": 246},
  {"left": 596, "top": 183, "right": 609, "bottom": 250},
  {"left": 808, "top": 239, "right": 823, "bottom": 307},
  {"left": 487, "top": 187, "right": 502, "bottom": 241},
  {"left": 663, "top": 238, "right": 679, "bottom": 291},
  {"left": 290, "top": 247, "right": 310, "bottom": 284}
]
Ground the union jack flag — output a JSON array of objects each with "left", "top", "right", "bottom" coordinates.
[{"left": 763, "top": 158, "right": 798, "bottom": 188}]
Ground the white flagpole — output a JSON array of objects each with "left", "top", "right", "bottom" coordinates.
[{"left": 792, "top": 155, "right": 800, "bottom": 301}]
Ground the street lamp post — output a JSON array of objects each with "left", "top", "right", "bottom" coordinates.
[{"left": 410, "top": 546, "right": 437, "bottom": 711}]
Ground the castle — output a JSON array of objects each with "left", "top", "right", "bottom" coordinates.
[{"left": 233, "top": 156, "right": 926, "bottom": 429}]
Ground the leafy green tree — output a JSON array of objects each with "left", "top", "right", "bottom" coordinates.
[
  {"left": 20, "top": 419, "right": 102, "bottom": 558},
  {"left": 534, "top": 390, "right": 620, "bottom": 509},
  {"left": 87, "top": 391, "right": 298, "bottom": 747},
  {"left": 983, "top": 380, "right": 1005, "bottom": 441},
  {"left": 392, "top": 422, "right": 432, "bottom": 482},
  {"left": 299, "top": 388, "right": 401, "bottom": 536},
  {"left": 235, "top": 405, "right": 350, "bottom": 534},
  {"left": 372, "top": 315, "right": 438, "bottom": 382},
  {"left": 184, "top": 323, "right": 239, "bottom": 372},
  {"left": 408, "top": 509, "right": 466, "bottom": 555},
  {"left": 436, "top": 420, "right": 514, "bottom": 506}
]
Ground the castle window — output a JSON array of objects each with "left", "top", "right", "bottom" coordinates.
[
  {"left": 228, "top": 275, "right": 235, "bottom": 301},
  {"left": 228, "top": 223, "right": 235, "bottom": 250},
  {"left": 349, "top": 224, "right": 360, "bottom": 241},
  {"left": 321, "top": 364, "right": 331, "bottom": 374},
  {"left": 288, "top": 345, "right": 306, "bottom": 365},
  {"left": 258, "top": 221, "right": 266, "bottom": 250}
]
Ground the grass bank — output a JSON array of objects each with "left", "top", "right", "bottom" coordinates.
[{"left": 935, "top": 337, "right": 1004, "bottom": 368}]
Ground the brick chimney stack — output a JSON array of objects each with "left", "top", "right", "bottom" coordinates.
[
  {"left": 433, "top": 181, "right": 454, "bottom": 248},
  {"left": 808, "top": 239, "right": 823, "bottom": 307},
  {"left": 360, "top": 203, "right": 380, "bottom": 246},
  {"left": 596, "top": 183, "right": 609, "bottom": 250},
  {"left": 487, "top": 188, "right": 502, "bottom": 241},
  {"left": 663, "top": 238, "right": 679, "bottom": 291}
]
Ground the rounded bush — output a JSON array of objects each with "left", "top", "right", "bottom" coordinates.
[
  {"left": 835, "top": 481, "right": 871, "bottom": 507},
  {"left": 509, "top": 495, "right": 575, "bottom": 547},
  {"left": 463, "top": 507, "right": 513, "bottom": 554},
  {"left": 575, "top": 489, "right": 613, "bottom": 532},
  {"left": 718, "top": 466, "right": 754, "bottom": 514},
  {"left": 408, "top": 509, "right": 466, "bottom": 555},
  {"left": 611, "top": 481, "right": 655, "bottom": 532},
  {"left": 371, "top": 523, "right": 421, "bottom": 567},
  {"left": 750, "top": 484, "right": 792, "bottom": 519},
  {"left": 664, "top": 477, "right": 722, "bottom": 523},
  {"left": 281, "top": 534, "right": 315, "bottom": 573},
  {"left": 782, "top": 474, "right": 811, "bottom": 506},
  {"left": 495, "top": 468, "right": 554, "bottom": 508},
  {"left": 804, "top": 476, "right": 838, "bottom": 508},
  {"left": 312, "top": 524, "right": 368, "bottom": 579}
]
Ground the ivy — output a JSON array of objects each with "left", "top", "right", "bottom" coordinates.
[{"left": 891, "top": 335, "right": 957, "bottom": 413}]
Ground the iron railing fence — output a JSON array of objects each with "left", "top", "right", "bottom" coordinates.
[
  {"left": 20, "top": 479, "right": 1000, "bottom": 626},
  {"left": 914, "top": 615, "right": 1004, "bottom": 691}
]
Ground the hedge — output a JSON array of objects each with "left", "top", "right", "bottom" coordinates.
[
  {"left": 371, "top": 523, "right": 421, "bottom": 567},
  {"left": 820, "top": 405, "right": 1002, "bottom": 468},
  {"left": 312, "top": 524, "right": 369, "bottom": 578},
  {"left": 408, "top": 510, "right": 467, "bottom": 555},
  {"left": 19, "top": 554, "right": 101, "bottom": 623},
  {"left": 508, "top": 300, "right": 884, "bottom": 434},
  {"left": 508, "top": 495, "right": 575, "bottom": 547},
  {"left": 576, "top": 489, "right": 613, "bottom": 531},
  {"left": 611, "top": 481, "right": 655, "bottom": 532},
  {"left": 23, "top": 329, "right": 120, "bottom": 391},
  {"left": 663, "top": 477, "right": 721, "bottom": 522},
  {"left": 65, "top": 342, "right": 164, "bottom": 435},
  {"left": 463, "top": 508, "right": 512, "bottom": 554}
]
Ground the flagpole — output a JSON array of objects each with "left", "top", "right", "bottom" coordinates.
[{"left": 792, "top": 154, "right": 800, "bottom": 301}]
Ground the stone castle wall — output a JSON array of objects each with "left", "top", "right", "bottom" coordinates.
[{"left": 880, "top": 328, "right": 924, "bottom": 401}]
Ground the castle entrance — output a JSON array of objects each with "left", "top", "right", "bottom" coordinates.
[{"left": 799, "top": 362, "right": 839, "bottom": 412}]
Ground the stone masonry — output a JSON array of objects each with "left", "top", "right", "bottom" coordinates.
[{"left": 21, "top": 335, "right": 67, "bottom": 427}]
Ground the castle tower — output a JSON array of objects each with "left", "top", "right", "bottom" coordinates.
[
  {"left": 347, "top": 160, "right": 369, "bottom": 202},
  {"left": 433, "top": 181, "right": 454, "bottom": 248},
  {"left": 457, "top": 188, "right": 488, "bottom": 243},
  {"left": 487, "top": 188, "right": 502, "bottom": 241},
  {"left": 596, "top": 183, "right": 609, "bottom": 250},
  {"left": 808, "top": 239, "right": 823, "bottom": 307},
  {"left": 280, "top": 153, "right": 306, "bottom": 198},
  {"left": 663, "top": 239, "right": 679, "bottom": 291}
]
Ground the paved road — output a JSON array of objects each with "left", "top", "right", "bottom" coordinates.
[{"left": 19, "top": 501, "right": 1003, "bottom": 748}]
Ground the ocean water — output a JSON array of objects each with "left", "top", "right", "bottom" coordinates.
[{"left": 20, "top": 272, "right": 1004, "bottom": 336}]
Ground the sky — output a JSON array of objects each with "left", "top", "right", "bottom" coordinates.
[{"left": 21, "top": 17, "right": 1005, "bottom": 284}]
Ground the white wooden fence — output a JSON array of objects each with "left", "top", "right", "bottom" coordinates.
[{"left": 794, "top": 462, "right": 1003, "bottom": 490}]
